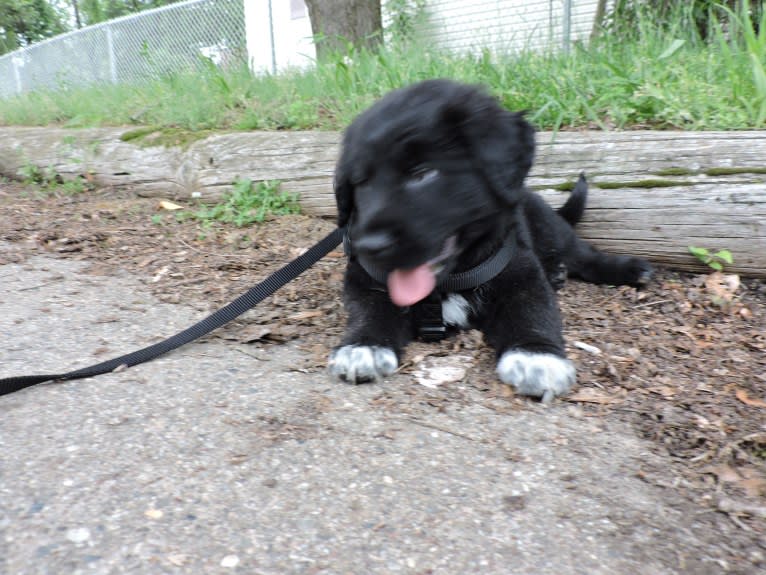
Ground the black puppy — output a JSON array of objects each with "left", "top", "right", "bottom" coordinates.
[{"left": 329, "top": 79, "right": 652, "bottom": 401}]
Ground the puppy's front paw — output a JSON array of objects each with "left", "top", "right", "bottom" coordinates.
[
  {"left": 329, "top": 345, "right": 398, "bottom": 384},
  {"left": 497, "top": 350, "right": 575, "bottom": 403}
]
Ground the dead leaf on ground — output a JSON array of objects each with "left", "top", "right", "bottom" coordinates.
[
  {"left": 573, "top": 340, "right": 602, "bottom": 355},
  {"left": 288, "top": 310, "right": 325, "bottom": 321},
  {"left": 412, "top": 355, "right": 473, "bottom": 388},
  {"left": 704, "top": 271, "right": 740, "bottom": 304},
  {"left": 717, "top": 497, "right": 766, "bottom": 519},
  {"left": 740, "top": 477, "right": 766, "bottom": 498},
  {"left": 158, "top": 200, "right": 185, "bottom": 211},
  {"left": 706, "top": 464, "right": 742, "bottom": 483},
  {"left": 735, "top": 388, "right": 766, "bottom": 408}
]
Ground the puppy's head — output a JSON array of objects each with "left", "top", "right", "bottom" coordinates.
[{"left": 335, "top": 79, "right": 535, "bottom": 306}]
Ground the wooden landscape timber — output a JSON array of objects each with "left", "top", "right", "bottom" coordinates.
[{"left": 0, "top": 127, "right": 764, "bottom": 277}]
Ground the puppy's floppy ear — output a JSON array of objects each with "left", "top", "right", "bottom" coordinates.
[
  {"left": 446, "top": 94, "right": 535, "bottom": 204},
  {"left": 334, "top": 154, "right": 354, "bottom": 228}
]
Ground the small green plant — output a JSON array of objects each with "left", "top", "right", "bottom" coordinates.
[
  {"left": 17, "top": 162, "right": 89, "bottom": 195},
  {"left": 186, "top": 179, "right": 300, "bottom": 228},
  {"left": 59, "top": 178, "right": 88, "bottom": 194},
  {"left": 18, "top": 163, "right": 47, "bottom": 184},
  {"left": 688, "top": 246, "right": 734, "bottom": 271}
]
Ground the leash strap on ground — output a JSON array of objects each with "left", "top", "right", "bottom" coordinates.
[{"left": 0, "top": 227, "right": 345, "bottom": 397}]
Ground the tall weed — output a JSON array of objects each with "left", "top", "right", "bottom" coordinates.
[{"left": 715, "top": 0, "right": 766, "bottom": 125}]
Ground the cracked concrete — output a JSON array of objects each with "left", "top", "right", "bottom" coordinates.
[{"left": 0, "top": 248, "right": 749, "bottom": 574}]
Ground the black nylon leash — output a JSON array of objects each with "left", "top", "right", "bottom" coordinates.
[{"left": 0, "top": 227, "right": 345, "bottom": 397}]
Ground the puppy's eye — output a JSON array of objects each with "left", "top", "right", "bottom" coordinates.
[{"left": 408, "top": 167, "right": 439, "bottom": 186}]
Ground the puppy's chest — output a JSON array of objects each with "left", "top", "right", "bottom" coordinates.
[{"left": 440, "top": 292, "right": 480, "bottom": 329}]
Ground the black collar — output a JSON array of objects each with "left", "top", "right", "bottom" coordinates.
[{"left": 343, "top": 232, "right": 512, "bottom": 292}]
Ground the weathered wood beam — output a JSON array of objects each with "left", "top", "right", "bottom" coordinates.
[{"left": 0, "top": 127, "right": 764, "bottom": 277}]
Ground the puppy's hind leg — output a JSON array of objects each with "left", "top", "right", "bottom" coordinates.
[
  {"left": 567, "top": 239, "right": 653, "bottom": 287},
  {"left": 555, "top": 173, "right": 651, "bottom": 288}
]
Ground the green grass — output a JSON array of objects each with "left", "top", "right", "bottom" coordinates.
[
  {"left": 1, "top": 4, "right": 765, "bottom": 131},
  {"left": 179, "top": 179, "right": 301, "bottom": 228}
]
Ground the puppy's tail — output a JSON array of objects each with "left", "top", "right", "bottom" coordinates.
[{"left": 557, "top": 172, "right": 587, "bottom": 227}]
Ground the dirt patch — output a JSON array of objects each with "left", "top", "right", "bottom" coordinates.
[{"left": 1, "top": 181, "right": 764, "bottom": 561}]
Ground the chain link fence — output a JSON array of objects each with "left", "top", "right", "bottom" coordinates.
[
  {"left": 0, "top": 0, "right": 601, "bottom": 99},
  {"left": 424, "top": 0, "right": 599, "bottom": 54},
  {"left": 0, "top": 0, "right": 246, "bottom": 99}
]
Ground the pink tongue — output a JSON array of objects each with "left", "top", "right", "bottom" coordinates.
[{"left": 387, "top": 265, "right": 436, "bottom": 307}]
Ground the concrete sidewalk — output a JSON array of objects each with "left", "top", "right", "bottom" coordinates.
[{"left": 0, "top": 247, "right": 724, "bottom": 574}]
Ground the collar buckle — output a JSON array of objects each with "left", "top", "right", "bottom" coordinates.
[{"left": 416, "top": 293, "right": 447, "bottom": 342}]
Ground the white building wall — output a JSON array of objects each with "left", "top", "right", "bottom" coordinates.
[
  {"left": 245, "top": 0, "right": 315, "bottom": 74},
  {"left": 411, "top": 0, "right": 602, "bottom": 54},
  {"left": 247, "top": 0, "right": 603, "bottom": 74}
]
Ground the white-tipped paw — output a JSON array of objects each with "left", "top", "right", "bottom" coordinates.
[
  {"left": 329, "top": 345, "right": 398, "bottom": 384},
  {"left": 497, "top": 350, "right": 576, "bottom": 403}
]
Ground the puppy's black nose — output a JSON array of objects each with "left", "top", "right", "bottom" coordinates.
[{"left": 354, "top": 232, "right": 396, "bottom": 258}]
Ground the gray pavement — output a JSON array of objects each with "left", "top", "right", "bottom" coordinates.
[{"left": 0, "top": 247, "right": 732, "bottom": 574}]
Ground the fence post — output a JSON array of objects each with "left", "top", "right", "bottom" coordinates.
[
  {"left": 562, "top": 0, "right": 572, "bottom": 52},
  {"left": 267, "top": 0, "right": 277, "bottom": 74},
  {"left": 12, "top": 55, "right": 23, "bottom": 94},
  {"left": 245, "top": 0, "right": 278, "bottom": 74},
  {"left": 106, "top": 25, "right": 118, "bottom": 83}
]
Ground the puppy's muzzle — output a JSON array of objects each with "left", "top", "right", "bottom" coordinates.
[{"left": 354, "top": 231, "right": 397, "bottom": 260}]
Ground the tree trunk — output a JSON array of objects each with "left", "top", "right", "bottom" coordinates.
[
  {"left": 71, "top": 0, "right": 83, "bottom": 29},
  {"left": 304, "top": 0, "right": 382, "bottom": 60},
  {"left": 590, "top": 0, "right": 608, "bottom": 40}
]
